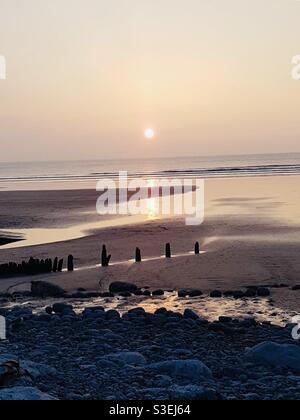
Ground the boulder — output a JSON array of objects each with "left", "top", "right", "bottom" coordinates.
[
  {"left": 109, "top": 282, "right": 138, "bottom": 294},
  {"left": 245, "top": 341, "right": 300, "bottom": 372},
  {"left": 0, "top": 386, "right": 56, "bottom": 400},
  {"left": 31, "top": 281, "right": 65, "bottom": 298},
  {"left": 148, "top": 359, "right": 212, "bottom": 381}
]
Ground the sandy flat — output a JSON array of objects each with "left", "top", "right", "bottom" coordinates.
[{"left": 0, "top": 175, "right": 300, "bottom": 316}]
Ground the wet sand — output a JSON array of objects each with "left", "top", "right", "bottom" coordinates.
[{"left": 0, "top": 175, "right": 300, "bottom": 317}]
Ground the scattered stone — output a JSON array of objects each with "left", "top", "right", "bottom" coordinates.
[
  {"left": 31, "top": 281, "right": 65, "bottom": 298},
  {"left": 0, "top": 355, "right": 20, "bottom": 386},
  {"left": 210, "top": 290, "right": 222, "bottom": 298},
  {"left": 233, "top": 291, "right": 245, "bottom": 299},
  {"left": 244, "top": 289, "right": 257, "bottom": 298},
  {"left": 257, "top": 287, "right": 270, "bottom": 297},
  {"left": 245, "top": 342, "right": 300, "bottom": 372},
  {"left": 188, "top": 289, "right": 203, "bottom": 298},
  {"left": 152, "top": 290, "right": 164, "bottom": 296},
  {"left": 184, "top": 309, "right": 199, "bottom": 320},
  {"left": 52, "top": 303, "right": 73, "bottom": 314},
  {"left": 178, "top": 289, "right": 188, "bottom": 298},
  {"left": 109, "top": 282, "right": 138, "bottom": 294},
  {"left": 169, "top": 385, "right": 219, "bottom": 401},
  {"left": 21, "top": 360, "right": 58, "bottom": 379},
  {"left": 109, "top": 352, "right": 147, "bottom": 366},
  {"left": 0, "top": 386, "right": 56, "bottom": 401},
  {"left": 148, "top": 359, "right": 213, "bottom": 381},
  {"left": 219, "top": 316, "right": 233, "bottom": 323},
  {"left": 155, "top": 308, "right": 168, "bottom": 316}
]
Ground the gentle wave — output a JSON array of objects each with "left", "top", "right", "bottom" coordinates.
[{"left": 1, "top": 163, "right": 300, "bottom": 184}]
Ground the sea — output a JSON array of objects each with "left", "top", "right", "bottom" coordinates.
[{"left": 0, "top": 153, "right": 300, "bottom": 190}]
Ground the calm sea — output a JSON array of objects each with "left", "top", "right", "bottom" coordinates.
[{"left": 0, "top": 153, "right": 300, "bottom": 190}]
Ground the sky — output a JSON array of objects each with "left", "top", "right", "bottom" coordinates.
[{"left": 0, "top": 0, "right": 300, "bottom": 162}]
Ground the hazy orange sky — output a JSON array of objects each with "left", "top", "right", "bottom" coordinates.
[{"left": 0, "top": 0, "right": 300, "bottom": 162}]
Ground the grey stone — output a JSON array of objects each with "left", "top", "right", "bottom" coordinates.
[
  {"left": 148, "top": 359, "right": 213, "bottom": 381},
  {"left": 245, "top": 341, "right": 300, "bottom": 372},
  {"left": 0, "top": 386, "right": 56, "bottom": 400}
]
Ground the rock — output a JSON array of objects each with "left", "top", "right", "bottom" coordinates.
[
  {"left": 105, "top": 310, "right": 121, "bottom": 320},
  {"left": 21, "top": 360, "right": 57, "bottom": 379},
  {"left": 109, "top": 352, "right": 147, "bottom": 366},
  {"left": 188, "top": 289, "right": 203, "bottom": 298},
  {"left": 31, "top": 281, "right": 65, "bottom": 298},
  {"left": 155, "top": 375, "right": 173, "bottom": 388},
  {"left": 210, "top": 290, "right": 222, "bottom": 298},
  {"left": 109, "top": 282, "right": 138, "bottom": 294},
  {"left": 178, "top": 289, "right": 202, "bottom": 298},
  {"left": 52, "top": 303, "right": 73, "bottom": 314},
  {"left": 223, "top": 291, "right": 234, "bottom": 297},
  {"left": 148, "top": 359, "right": 213, "bottom": 381},
  {"left": 45, "top": 307, "right": 53, "bottom": 315},
  {"left": 178, "top": 289, "right": 188, "bottom": 298},
  {"left": 184, "top": 309, "right": 199, "bottom": 320},
  {"left": 219, "top": 316, "right": 233, "bottom": 323},
  {"left": 257, "top": 287, "right": 270, "bottom": 297},
  {"left": 154, "top": 308, "right": 168, "bottom": 316},
  {"left": 0, "top": 354, "right": 20, "bottom": 386},
  {"left": 245, "top": 342, "right": 300, "bottom": 372},
  {"left": 152, "top": 290, "right": 164, "bottom": 296},
  {"left": 233, "top": 291, "right": 245, "bottom": 299},
  {"left": 0, "top": 386, "right": 56, "bottom": 400},
  {"left": 169, "top": 385, "right": 219, "bottom": 400},
  {"left": 245, "top": 289, "right": 257, "bottom": 298},
  {"left": 133, "top": 289, "right": 143, "bottom": 296},
  {"left": 127, "top": 308, "right": 145, "bottom": 317},
  {"left": 208, "top": 323, "right": 232, "bottom": 335}
]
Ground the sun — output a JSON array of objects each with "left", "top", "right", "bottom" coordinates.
[{"left": 144, "top": 128, "right": 155, "bottom": 139}]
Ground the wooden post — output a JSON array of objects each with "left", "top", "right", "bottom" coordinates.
[
  {"left": 67, "top": 255, "right": 74, "bottom": 271},
  {"left": 135, "top": 248, "right": 142, "bottom": 262},
  {"left": 165, "top": 243, "right": 171, "bottom": 258},
  {"left": 53, "top": 257, "right": 58, "bottom": 273},
  {"left": 101, "top": 245, "right": 111, "bottom": 267},
  {"left": 58, "top": 259, "right": 64, "bottom": 272}
]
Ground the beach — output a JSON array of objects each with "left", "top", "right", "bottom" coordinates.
[
  {"left": 1, "top": 173, "right": 300, "bottom": 400},
  {"left": 0, "top": 175, "right": 300, "bottom": 317}
]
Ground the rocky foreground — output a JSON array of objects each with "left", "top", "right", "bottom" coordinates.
[{"left": 1, "top": 300, "right": 300, "bottom": 401}]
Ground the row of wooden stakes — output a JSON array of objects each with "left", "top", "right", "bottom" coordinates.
[
  {"left": 100, "top": 242, "right": 201, "bottom": 267},
  {"left": 0, "top": 243, "right": 201, "bottom": 278}
]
